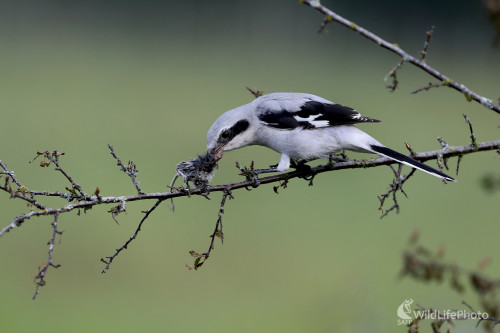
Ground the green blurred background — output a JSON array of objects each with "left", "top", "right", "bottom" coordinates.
[{"left": 0, "top": 0, "right": 499, "bottom": 332}]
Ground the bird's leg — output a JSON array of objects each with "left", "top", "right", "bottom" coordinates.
[
  {"left": 328, "top": 154, "right": 335, "bottom": 168},
  {"left": 254, "top": 156, "right": 311, "bottom": 175},
  {"left": 252, "top": 156, "right": 287, "bottom": 175},
  {"left": 237, "top": 155, "right": 290, "bottom": 187}
]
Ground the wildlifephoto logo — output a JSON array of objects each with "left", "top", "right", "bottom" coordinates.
[
  {"left": 396, "top": 299, "right": 489, "bottom": 326},
  {"left": 397, "top": 298, "right": 414, "bottom": 321}
]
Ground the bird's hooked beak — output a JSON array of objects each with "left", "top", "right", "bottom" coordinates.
[{"left": 208, "top": 143, "right": 226, "bottom": 162}]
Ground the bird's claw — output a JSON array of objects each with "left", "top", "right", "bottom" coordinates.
[
  {"left": 291, "top": 159, "right": 312, "bottom": 173},
  {"left": 290, "top": 160, "right": 315, "bottom": 184},
  {"left": 327, "top": 153, "right": 349, "bottom": 167}
]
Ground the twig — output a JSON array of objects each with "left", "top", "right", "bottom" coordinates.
[
  {"left": 419, "top": 25, "right": 434, "bottom": 62},
  {"left": 0, "top": 161, "right": 23, "bottom": 188},
  {"left": 404, "top": 142, "right": 417, "bottom": 157},
  {"left": 190, "top": 189, "right": 232, "bottom": 270},
  {"left": 32, "top": 213, "right": 62, "bottom": 300},
  {"left": 32, "top": 151, "right": 89, "bottom": 198},
  {"left": 101, "top": 199, "right": 164, "bottom": 273},
  {"left": 411, "top": 81, "right": 445, "bottom": 95},
  {"left": 317, "top": 14, "right": 332, "bottom": 34},
  {"left": 300, "top": 0, "right": 500, "bottom": 115},
  {"left": 378, "top": 166, "right": 416, "bottom": 218},
  {"left": 0, "top": 162, "right": 46, "bottom": 210},
  {"left": 462, "top": 301, "right": 500, "bottom": 328},
  {"left": 455, "top": 155, "right": 463, "bottom": 176},
  {"left": 246, "top": 87, "right": 264, "bottom": 98},
  {"left": 463, "top": 114, "right": 478, "bottom": 149},
  {"left": 108, "top": 144, "right": 146, "bottom": 195},
  {"left": 384, "top": 58, "right": 405, "bottom": 92},
  {"left": 437, "top": 137, "right": 451, "bottom": 150}
]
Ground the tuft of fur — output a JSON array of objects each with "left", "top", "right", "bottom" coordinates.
[
  {"left": 175, "top": 153, "right": 218, "bottom": 190},
  {"left": 169, "top": 153, "right": 218, "bottom": 211}
]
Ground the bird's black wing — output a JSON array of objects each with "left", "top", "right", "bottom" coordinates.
[{"left": 257, "top": 98, "right": 380, "bottom": 130}]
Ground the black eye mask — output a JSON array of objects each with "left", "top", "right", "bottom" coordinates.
[{"left": 219, "top": 119, "right": 249, "bottom": 142}]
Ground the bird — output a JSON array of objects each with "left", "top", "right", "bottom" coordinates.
[{"left": 206, "top": 92, "right": 455, "bottom": 182}]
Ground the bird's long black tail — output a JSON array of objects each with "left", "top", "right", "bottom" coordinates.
[{"left": 370, "top": 145, "right": 455, "bottom": 182}]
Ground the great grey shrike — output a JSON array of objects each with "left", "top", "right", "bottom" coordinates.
[{"left": 206, "top": 92, "right": 455, "bottom": 182}]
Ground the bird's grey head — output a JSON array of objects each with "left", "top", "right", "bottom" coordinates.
[{"left": 206, "top": 106, "right": 254, "bottom": 161}]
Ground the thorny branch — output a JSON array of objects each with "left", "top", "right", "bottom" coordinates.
[
  {"left": 0, "top": 140, "right": 498, "bottom": 270},
  {"left": 419, "top": 25, "right": 434, "bottom": 62},
  {"left": 378, "top": 114, "right": 487, "bottom": 218},
  {"left": 108, "top": 144, "right": 146, "bottom": 195},
  {"left": 187, "top": 190, "right": 233, "bottom": 270},
  {"left": 1, "top": 141, "right": 499, "bottom": 240},
  {"left": 2, "top": 141, "right": 495, "bottom": 238},
  {"left": 31, "top": 150, "right": 89, "bottom": 198},
  {"left": 378, "top": 165, "right": 416, "bottom": 218},
  {"left": 246, "top": 86, "right": 264, "bottom": 98},
  {"left": 32, "top": 213, "right": 62, "bottom": 300},
  {"left": 301, "top": 0, "right": 500, "bottom": 115},
  {"left": 0, "top": 161, "right": 46, "bottom": 211},
  {"left": 411, "top": 82, "right": 446, "bottom": 95},
  {"left": 385, "top": 59, "right": 404, "bottom": 92},
  {"left": 463, "top": 301, "right": 500, "bottom": 330},
  {"left": 464, "top": 114, "right": 479, "bottom": 149},
  {"left": 101, "top": 199, "right": 164, "bottom": 273}
]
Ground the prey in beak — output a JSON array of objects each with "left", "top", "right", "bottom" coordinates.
[{"left": 169, "top": 152, "right": 219, "bottom": 211}]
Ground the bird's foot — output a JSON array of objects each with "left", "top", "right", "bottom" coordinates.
[
  {"left": 327, "top": 153, "right": 349, "bottom": 167},
  {"left": 291, "top": 159, "right": 312, "bottom": 173},
  {"left": 290, "top": 159, "right": 316, "bottom": 184}
]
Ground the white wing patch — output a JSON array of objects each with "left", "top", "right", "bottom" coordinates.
[{"left": 293, "top": 114, "right": 329, "bottom": 128}]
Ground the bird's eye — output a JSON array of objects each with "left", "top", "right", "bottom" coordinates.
[{"left": 219, "top": 130, "right": 231, "bottom": 141}]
